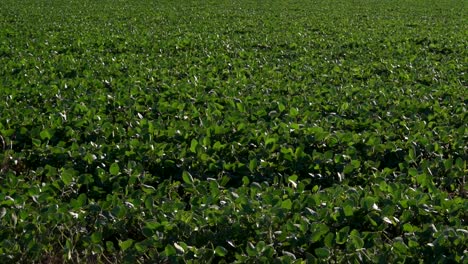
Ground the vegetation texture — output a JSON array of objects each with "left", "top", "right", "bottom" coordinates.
[{"left": 0, "top": 0, "right": 467, "bottom": 263}]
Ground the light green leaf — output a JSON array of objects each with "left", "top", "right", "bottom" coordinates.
[
  {"left": 190, "top": 139, "right": 198, "bottom": 153},
  {"left": 165, "top": 245, "right": 176, "bottom": 256},
  {"left": 249, "top": 159, "right": 257, "bottom": 172},
  {"left": 289, "top": 107, "right": 299, "bottom": 117},
  {"left": 214, "top": 246, "right": 228, "bottom": 256},
  {"left": 278, "top": 102, "right": 286, "bottom": 112},
  {"left": 281, "top": 199, "right": 292, "bottom": 210},
  {"left": 265, "top": 137, "right": 277, "bottom": 146},
  {"left": 343, "top": 205, "right": 354, "bottom": 216},
  {"left": 40, "top": 129, "right": 53, "bottom": 140},
  {"left": 242, "top": 176, "right": 250, "bottom": 186},
  {"left": 182, "top": 170, "right": 194, "bottom": 184},
  {"left": 236, "top": 102, "right": 245, "bottom": 112},
  {"left": 32, "top": 138, "right": 41, "bottom": 147},
  {"left": 110, "top": 162, "right": 120, "bottom": 176},
  {"left": 141, "top": 184, "right": 156, "bottom": 194},
  {"left": 119, "top": 239, "right": 134, "bottom": 251}
]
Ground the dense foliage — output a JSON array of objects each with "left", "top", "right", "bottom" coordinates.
[{"left": 0, "top": 0, "right": 466, "bottom": 262}]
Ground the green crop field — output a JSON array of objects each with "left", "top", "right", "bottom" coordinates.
[{"left": 0, "top": 0, "right": 467, "bottom": 262}]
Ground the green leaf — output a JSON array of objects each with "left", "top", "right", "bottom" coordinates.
[
  {"left": 311, "top": 223, "right": 330, "bottom": 243},
  {"left": 314, "top": 247, "right": 329, "bottom": 258},
  {"left": 236, "top": 102, "right": 245, "bottom": 112},
  {"left": 214, "top": 246, "right": 228, "bottom": 256},
  {"left": 289, "top": 107, "right": 299, "bottom": 117},
  {"left": 141, "top": 184, "right": 156, "bottom": 194},
  {"left": 40, "top": 129, "right": 53, "bottom": 140},
  {"left": 110, "top": 162, "right": 120, "bottom": 176},
  {"left": 343, "top": 164, "right": 354, "bottom": 174},
  {"left": 209, "top": 180, "right": 220, "bottom": 195},
  {"left": 288, "top": 174, "right": 298, "bottom": 188},
  {"left": 455, "top": 157, "right": 463, "bottom": 168},
  {"left": 182, "top": 170, "right": 194, "bottom": 184},
  {"left": 119, "top": 239, "right": 134, "bottom": 251},
  {"left": 135, "top": 242, "right": 148, "bottom": 252},
  {"left": 281, "top": 199, "right": 292, "bottom": 210},
  {"left": 265, "top": 137, "right": 278, "bottom": 146},
  {"left": 32, "top": 138, "right": 41, "bottom": 147},
  {"left": 393, "top": 239, "right": 408, "bottom": 254},
  {"left": 246, "top": 242, "right": 256, "bottom": 256},
  {"left": 409, "top": 148, "right": 416, "bottom": 161},
  {"left": 408, "top": 167, "right": 418, "bottom": 176},
  {"left": 408, "top": 240, "right": 419, "bottom": 248},
  {"left": 350, "top": 229, "right": 364, "bottom": 249},
  {"left": 242, "top": 176, "right": 250, "bottom": 186},
  {"left": 190, "top": 139, "right": 198, "bottom": 153},
  {"left": 83, "top": 153, "right": 96, "bottom": 164},
  {"left": 213, "top": 141, "right": 224, "bottom": 151},
  {"left": 61, "top": 168, "right": 75, "bottom": 185},
  {"left": 106, "top": 241, "right": 115, "bottom": 252},
  {"left": 343, "top": 205, "right": 354, "bottom": 216},
  {"left": 294, "top": 146, "right": 304, "bottom": 159},
  {"left": 336, "top": 226, "right": 349, "bottom": 244},
  {"left": 324, "top": 232, "right": 334, "bottom": 248},
  {"left": 165, "top": 244, "right": 177, "bottom": 256},
  {"left": 202, "top": 136, "right": 211, "bottom": 147},
  {"left": 351, "top": 159, "right": 361, "bottom": 168},
  {"left": 76, "top": 193, "right": 87, "bottom": 207},
  {"left": 91, "top": 232, "right": 102, "bottom": 244},
  {"left": 361, "top": 196, "right": 376, "bottom": 211},
  {"left": 403, "top": 223, "right": 416, "bottom": 232},
  {"left": 278, "top": 102, "right": 286, "bottom": 112},
  {"left": 249, "top": 159, "right": 257, "bottom": 172}
]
